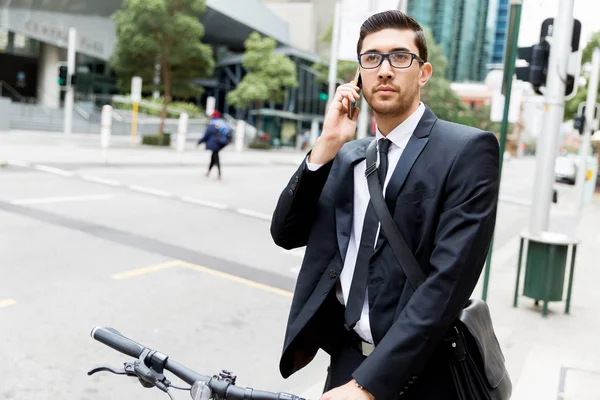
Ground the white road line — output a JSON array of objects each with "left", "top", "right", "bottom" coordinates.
[
  {"left": 10, "top": 194, "right": 113, "bottom": 205},
  {"left": 34, "top": 165, "right": 75, "bottom": 177},
  {"left": 128, "top": 185, "right": 172, "bottom": 197},
  {"left": 235, "top": 208, "right": 272, "bottom": 221},
  {"left": 180, "top": 196, "right": 228, "bottom": 210},
  {"left": 499, "top": 195, "right": 531, "bottom": 207},
  {"left": 80, "top": 175, "right": 122, "bottom": 187}
]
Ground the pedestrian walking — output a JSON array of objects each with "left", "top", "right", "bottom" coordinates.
[{"left": 197, "top": 110, "right": 232, "bottom": 180}]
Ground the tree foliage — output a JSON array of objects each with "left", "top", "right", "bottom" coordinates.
[
  {"left": 420, "top": 29, "right": 467, "bottom": 121},
  {"left": 111, "top": 0, "right": 215, "bottom": 133},
  {"left": 226, "top": 32, "right": 298, "bottom": 134},
  {"left": 565, "top": 31, "right": 600, "bottom": 120}
]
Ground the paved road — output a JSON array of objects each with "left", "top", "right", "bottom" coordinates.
[{"left": 0, "top": 132, "right": 587, "bottom": 399}]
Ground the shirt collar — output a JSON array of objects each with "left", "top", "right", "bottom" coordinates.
[{"left": 375, "top": 102, "right": 425, "bottom": 149}]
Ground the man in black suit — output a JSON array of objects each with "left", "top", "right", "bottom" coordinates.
[{"left": 270, "top": 10, "right": 499, "bottom": 400}]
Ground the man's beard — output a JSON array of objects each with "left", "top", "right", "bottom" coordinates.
[{"left": 365, "top": 85, "right": 417, "bottom": 117}]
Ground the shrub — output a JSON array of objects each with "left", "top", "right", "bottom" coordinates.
[
  {"left": 248, "top": 140, "right": 271, "bottom": 150},
  {"left": 142, "top": 133, "right": 171, "bottom": 146}
]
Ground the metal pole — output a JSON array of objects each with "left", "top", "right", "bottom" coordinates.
[
  {"left": 576, "top": 48, "right": 600, "bottom": 210},
  {"left": 482, "top": 0, "right": 522, "bottom": 301},
  {"left": 398, "top": 0, "right": 408, "bottom": 13},
  {"left": 64, "top": 28, "right": 76, "bottom": 137},
  {"left": 327, "top": 0, "right": 342, "bottom": 110},
  {"left": 100, "top": 105, "right": 112, "bottom": 165},
  {"left": 529, "top": 0, "right": 575, "bottom": 235},
  {"left": 356, "top": 96, "right": 369, "bottom": 138}
]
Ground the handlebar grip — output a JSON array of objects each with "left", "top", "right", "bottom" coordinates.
[
  {"left": 91, "top": 326, "right": 146, "bottom": 358},
  {"left": 225, "top": 386, "right": 305, "bottom": 400}
]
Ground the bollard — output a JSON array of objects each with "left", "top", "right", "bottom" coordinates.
[
  {"left": 235, "top": 120, "right": 245, "bottom": 153},
  {"left": 176, "top": 112, "right": 189, "bottom": 161},
  {"left": 100, "top": 105, "right": 112, "bottom": 164}
]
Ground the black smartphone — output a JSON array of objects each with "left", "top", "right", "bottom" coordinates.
[{"left": 348, "top": 68, "right": 362, "bottom": 119}]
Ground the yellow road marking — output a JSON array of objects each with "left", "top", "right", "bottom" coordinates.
[
  {"left": 0, "top": 299, "right": 17, "bottom": 308},
  {"left": 110, "top": 260, "right": 180, "bottom": 280},
  {"left": 178, "top": 261, "right": 293, "bottom": 298},
  {"left": 111, "top": 260, "right": 293, "bottom": 298}
]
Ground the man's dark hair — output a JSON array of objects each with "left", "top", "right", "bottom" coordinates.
[{"left": 356, "top": 10, "right": 428, "bottom": 63}]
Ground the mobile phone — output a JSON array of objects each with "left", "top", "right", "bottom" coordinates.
[{"left": 348, "top": 68, "right": 362, "bottom": 119}]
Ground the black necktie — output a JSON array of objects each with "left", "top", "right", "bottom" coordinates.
[{"left": 344, "top": 138, "right": 391, "bottom": 330}]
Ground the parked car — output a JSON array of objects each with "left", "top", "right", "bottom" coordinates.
[{"left": 554, "top": 156, "right": 577, "bottom": 185}]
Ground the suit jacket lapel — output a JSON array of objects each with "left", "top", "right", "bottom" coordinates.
[
  {"left": 335, "top": 140, "right": 371, "bottom": 262},
  {"left": 375, "top": 106, "right": 437, "bottom": 252}
]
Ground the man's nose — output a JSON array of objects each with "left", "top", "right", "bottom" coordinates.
[{"left": 378, "top": 58, "right": 394, "bottom": 80}]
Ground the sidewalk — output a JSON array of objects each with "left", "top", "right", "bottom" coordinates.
[
  {"left": 0, "top": 130, "right": 308, "bottom": 168},
  {"left": 479, "top": 200, "right": 600, "bottom": 400}
]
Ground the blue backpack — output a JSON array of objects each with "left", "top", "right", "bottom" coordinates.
[{"left": 214, "top": 120, "right": 233, "bottom": 146}]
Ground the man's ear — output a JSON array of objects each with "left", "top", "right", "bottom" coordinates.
[{"left": 418, "top": 63, "right": 433, "bottom": 88}]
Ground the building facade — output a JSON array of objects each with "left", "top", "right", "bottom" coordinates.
[
  {"left": 0, "top": 0, "right": 329, "bottom": 146},
  {"left": 406, "top": 0, "right": 498, "bottom": 82},
  {"left": 491, "top": 0, "right": 509, "bottom": 66}
]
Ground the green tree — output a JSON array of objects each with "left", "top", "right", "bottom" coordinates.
[
  {"left": 226, "top": 32, "right": 298, "bottom": 136},
  {"left": 420, "top": 29, "right": 466, "bottom": 121},
  {"left": 111, "top": 0, "right": 215, "bottom": 135},
  {"left": 311, "top": 23, "right": 358, "bottom": 86},
  {"left": 565, "top": 31, "right": 600, "bottom": 120}
]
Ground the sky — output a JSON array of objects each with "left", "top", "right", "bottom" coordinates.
[{"left": 518, "top": 0, "right": 600, "bottom": 48}]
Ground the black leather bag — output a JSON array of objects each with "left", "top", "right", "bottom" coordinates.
[{"left": 365, "top": 139, "right": 512, "bottom": 400}]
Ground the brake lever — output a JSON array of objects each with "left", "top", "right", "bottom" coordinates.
[{"left": 87, "top": 363, "right": 136, "bottom": 377}]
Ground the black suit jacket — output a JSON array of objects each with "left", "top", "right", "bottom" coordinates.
[{"left": 270, "top": 106, "right": 499, "bottom": 399}]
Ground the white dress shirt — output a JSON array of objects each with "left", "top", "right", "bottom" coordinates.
[{"left": 307, "top": 103, "right": 425, "bottom": 343}]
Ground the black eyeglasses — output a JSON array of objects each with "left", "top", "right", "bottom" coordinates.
[{"left": 358, "top": 51, "right": 424, "bottom": 69}]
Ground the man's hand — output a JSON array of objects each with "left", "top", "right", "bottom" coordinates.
[
  {"left": 320, "top": 380, "right": 374, "bottom": 400},
  {"left": 309, "top": 83, "right": 361, "bottom": 165}
]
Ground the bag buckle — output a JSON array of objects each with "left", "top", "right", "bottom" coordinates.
[
  {"left": 365, "top": 162, "right": 377, "bottom": 177},
  {"left": 361, "top": 341, "right": 375, "bottom": 356}
]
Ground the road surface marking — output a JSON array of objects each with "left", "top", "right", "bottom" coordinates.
[
  {"left": 111, "top": 260, "right": 180, "bottom": 280},
  {"left": 80, "top": 175, "right": 122, "bottom": 186},
  {"left": 34, "top": 165, "right": 75, "bottom": 177},
  {"left": 178, "top": 261, "right": 293, "bottom": 298},
  {"left": 112, "top": 260, "right": 293, "bottom": 298},
  {"left": 180, "top": 196, "right": 228, "bottom": 209},
  {"left": 10, "top": 194, "right": 113, "bottom": 205},
  {"left": 235, "top": 208, "right": 271, "bottom": 221},
  {"left": 0, "top": 299, "right": 17, "bottom": 308},
  {"left": 20, "top": 163, "right": 271, "bottom": 222},
  {"left": 128, "top": 185, "right": 172, "bottom": 197}
]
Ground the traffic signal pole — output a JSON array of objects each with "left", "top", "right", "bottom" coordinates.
[
  {"left": 529, "top": 0, "right": 575, "bottom": 235},
  {"left": 482, "top": 0, "right": 522, "bottom": 301},
  {"left": 63, "top": 28, "right": 76, "bottom": 138},
  {"left": 576, "top": 48, "right": 600, "bottom": 210}
]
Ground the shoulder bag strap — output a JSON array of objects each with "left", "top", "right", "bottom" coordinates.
[{"left": 365, "top": 139, "right": 426, "bottom": 290}]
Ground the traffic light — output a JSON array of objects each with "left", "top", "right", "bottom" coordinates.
[
  {"left": 516, "top": 41, "right": 550, "bottom": 95},
  {"left": 573, "top": 114, "right": 585, "bottom": 135},
  {"left": 515, "top": 18, "right": 581, "bottom": 98},
  {"left": 57, "top": 64, "right": 68, "bottom": 87}
]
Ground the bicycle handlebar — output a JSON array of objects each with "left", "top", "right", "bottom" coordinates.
[{"left": 90, "top": 326, "right": 306, "bottom": 400}]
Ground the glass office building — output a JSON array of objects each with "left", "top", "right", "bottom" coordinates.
[
  {"left": 491, "top": 0, "right": 509, "bottom": 65},
  {"left": 407, "top": 0, "right": 498, "bottom": 82}
]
